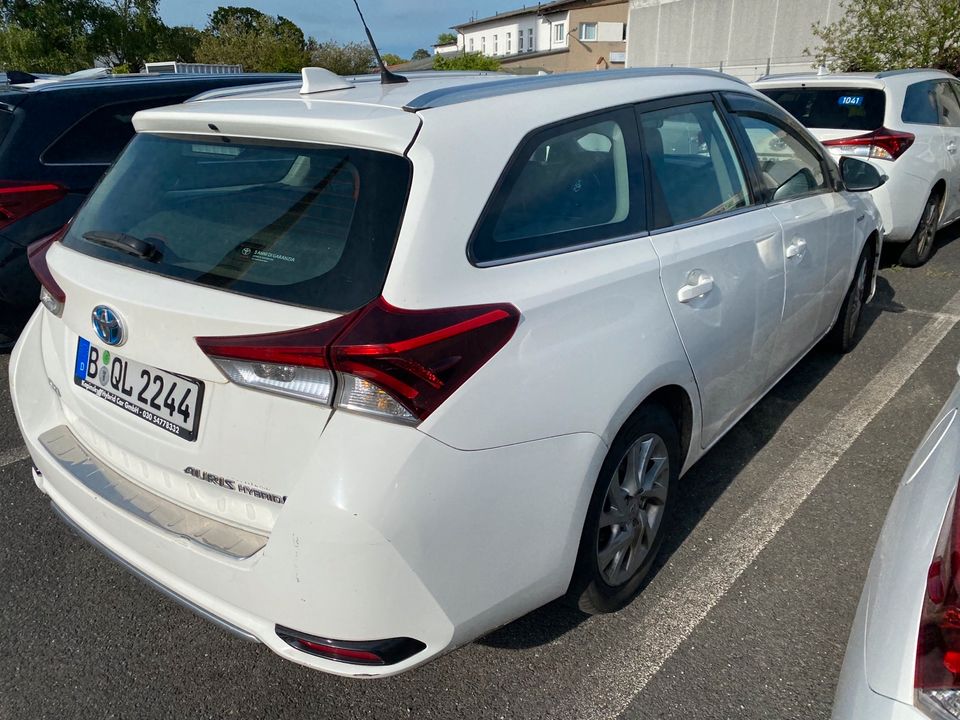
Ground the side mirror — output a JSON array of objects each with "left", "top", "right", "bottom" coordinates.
[{"left": 840, "top": 156, "right": 887, "bottom": 192}]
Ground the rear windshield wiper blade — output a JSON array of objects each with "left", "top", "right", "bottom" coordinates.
[{"left": 82, "top": 230, "right": 161, "bottom": 261}]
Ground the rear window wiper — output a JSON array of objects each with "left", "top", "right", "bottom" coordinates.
[{"left": 82, "top": 230, "right": 162, "bottom": 261}]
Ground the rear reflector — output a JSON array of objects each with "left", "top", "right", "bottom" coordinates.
[
  {"left": 821, "top": 127, "right": 915, "bottom": 161},
  {"left": 0, "top": 181, "right": 67, "bottom": 231},
  {"left": 27, "top": 227, "right": 67, "bottom": 317},
  {"left": 197, "top": 298, "right": 520, "bottom": 423},
  {"left": 275, "top": 625, "right": 426, "bottom": 666},
  {"left": 916, "top": 475, "right": 960, "bottom": 717}
]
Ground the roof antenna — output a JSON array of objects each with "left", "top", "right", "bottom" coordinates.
[{"left": 351, "top": 0, "right": 407, "bottom": 84}]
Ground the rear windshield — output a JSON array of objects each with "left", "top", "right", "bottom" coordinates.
[
  {"left": 759, "top": 87, "right": 885, "bottom": 131},
  {"left": 63, "top": 134, "right": 411, "bottom": 313}
]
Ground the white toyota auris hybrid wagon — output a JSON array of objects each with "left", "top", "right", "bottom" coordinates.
[{"left": 11, "top": 67, "right": 884, "bottom": 676}]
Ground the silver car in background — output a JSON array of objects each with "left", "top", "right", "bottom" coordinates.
[{"left": 833, "top": 361, "right": 960, "bottom": 718}]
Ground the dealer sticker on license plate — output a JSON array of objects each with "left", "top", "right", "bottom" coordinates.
[{"left": 74, "top": 336, "right": 204, "bottom": 441}]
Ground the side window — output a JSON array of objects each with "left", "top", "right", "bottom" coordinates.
[
  {"left": 42, "top": 97, "right": 186, "bottom": 165},
  {"left": 735, "top": 114, "right": 828, "bottom": 203},
  {"left": 939, "top": 81, "right": 960, "bottom": 127},
  {"left": 639, "top": 102, "right": 749, "bottom": 230},
  {"left": 902, "top": 80, "right": 939, "bottom": 125},
  {"left": 471, "top": 109, "right": 642, "bottom": 264}
]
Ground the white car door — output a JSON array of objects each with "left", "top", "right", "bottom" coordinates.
[
  {"left": 729, "top": 103, "right": 858, "bottom": 368},
  {"left": 638, "top": 97, "right": 786, "bottom": 448},
  {"left": 938, "top": 80, "right": 960, "bottom": 224}
]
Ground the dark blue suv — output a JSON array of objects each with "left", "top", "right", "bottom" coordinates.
[{"left": 0, "top": 72, "right": 298, "bottom": 348}]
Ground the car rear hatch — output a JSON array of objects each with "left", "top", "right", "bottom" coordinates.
[{"left": 36, "top": 105, "right": 418, "bottom": 541}]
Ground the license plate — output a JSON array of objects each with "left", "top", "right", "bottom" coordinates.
[{"left": 73, "top": 337, "right": 204, "bottom": 441}]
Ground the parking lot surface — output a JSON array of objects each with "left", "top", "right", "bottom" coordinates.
[{"left": 3, "top": 229, "right": 960, "bottom": 720}]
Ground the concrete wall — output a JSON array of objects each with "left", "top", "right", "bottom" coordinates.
[{"left": 626, "top": 0, "right": 840, "bottom": 81}]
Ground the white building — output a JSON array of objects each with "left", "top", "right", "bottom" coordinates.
[
  {"left": 452, "top": 0, "right": 628, "bottom": 73},
  {"left": 626, "top": 0, "right": 844, "bottom": 81}
]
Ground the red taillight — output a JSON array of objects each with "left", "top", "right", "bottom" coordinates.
[
  {"left": 26, "top": 226, "right": 67, "bottom": 316},
  {"left": 0, "top": 181, "right": 67, "bottom": 231},
  {"left": 196, "top": 298, "right": 520, "bottom": 423},
  {"left": 916, "top": 476, "right": 960, "bottom": 715},
  {"left": 821, "top": 127, "right": 915, "bottom": 161},
  {"left": 331, "top": 298, "right": 520, "bottom": 421},
  {"left": 275, "top": 625, "right": 426, "bottom": 666}
]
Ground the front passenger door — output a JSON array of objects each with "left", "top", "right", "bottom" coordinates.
[{"left": 728, "top": 103, "right": 857, "bottom": 371}]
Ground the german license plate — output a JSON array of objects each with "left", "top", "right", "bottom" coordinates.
[{"left": 73, "top": 336, "right": 204, "bottom": 441}]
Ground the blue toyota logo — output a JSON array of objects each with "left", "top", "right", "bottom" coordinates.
[{"left": 91, "top": 306, "right": 125, "bottom": 346}]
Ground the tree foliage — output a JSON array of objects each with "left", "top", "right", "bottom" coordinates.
[
  {"left": 411, "top": 48, "right": 429, "bottom": 61},
  {"left": 195, "top": 7, "right": 307, "bottom": 72},
  {"left": 381, "top": 52, "right": 405, "bottom": 66},
  {"left": 309, "top": 39, "right": 373, "bottom": 75},
  {"left": 810, "top": 0, "right": 960, "bottom": 73},
  {"left": 0, "top": 0, "right": 101, "bottom": 71},
  {"left": 433, "top": 52, "right": 500, "bottom": 71},
  {"left": 436, "top": 32, "right": 456, "bottom": 46}
]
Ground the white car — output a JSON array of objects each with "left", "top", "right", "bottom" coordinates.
[
  {"left": 11, "top": 67, "right": 883, "bottom": 677},
  {"left": 754, "top": 69, "right": 960, "bottom": 267},
  {"left": 833, "top": 361, "right": 960, "bottom": 719}
]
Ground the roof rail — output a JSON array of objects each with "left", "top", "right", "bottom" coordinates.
[
  {"left": 754, "top": 71, "right": 821, "bottom": 82},
  {"left": 875, "top": 67, "right": 948, "bottom": 78},
  {"left": 404, "top": 66, "right": 747, "bottom": 111}
]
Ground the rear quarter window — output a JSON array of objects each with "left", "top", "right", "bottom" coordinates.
[
  {"left": 760, "top": 87, "right": 885, "bottom": 131},
  {"left": 63, "top": 134, "right": 411, "bottom": 312},
  {"left": 902, "top": 80, "right": 940, "bottom": 124},
  {"left": 470, "top": 108, "right": 644, "bottom": 265},
  {"left": 42, "top": 97, "right": 188, "bottom": 165}
]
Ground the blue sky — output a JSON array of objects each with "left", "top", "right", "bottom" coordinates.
[{"left": 158, "top": 0, "right": 515, "bottom": 57}]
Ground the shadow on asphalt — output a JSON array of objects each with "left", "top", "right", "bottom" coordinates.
[{"left": 480, "top": 236, "right": 914, "bottom": 651}]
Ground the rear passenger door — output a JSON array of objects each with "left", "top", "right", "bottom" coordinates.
[
  {"left": 637, "top": 96, "right": 787, "bottom": 448},
  {"left": 724, "top": 94, "right": 856, "bottom": 370}
]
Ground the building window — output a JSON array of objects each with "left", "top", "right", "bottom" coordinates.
[
  {"left": 507, "top": 32, "right": 511, "bottom": 53},
  {"left": 579, "top": 22, "right": 597, "bottom": 41},
  {"left": 519, "top": 34, "right": 524, "bottom": 51},
  {"left": 528, "top": 28, "right": 534, "bottom": 51},
  {"left": 481, "top": 36, "right": 486, "bottom": 54},
  {"left": 494, "top": 34, "right": 498, "bottom": 54},
  {"left": 553, "top": 23, "right": 565, "bottom": 44},
  {"left": 469, "top": 37, "right": 475, "bottom": 52}
]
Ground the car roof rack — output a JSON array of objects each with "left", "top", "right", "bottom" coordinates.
[
  {"left": 403, "top": 66, "right": 746, "bottom": 111},
  {"left": 875, "top": 67, "right": 948, "bottom": 78}
]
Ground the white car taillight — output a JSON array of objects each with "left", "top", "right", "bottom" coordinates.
[
  {"left": 916, "top": 475, "right": 960, "bottom": 718},
  {"left": 197, "top": 298, "right": 520, "bottom": 425},
  {"left": 28, "top": 227, "right": 67, "bottom": 318}
]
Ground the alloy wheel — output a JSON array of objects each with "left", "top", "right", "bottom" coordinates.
[{"left": 596, "top": 433, "right": 670, "bottom": 586}]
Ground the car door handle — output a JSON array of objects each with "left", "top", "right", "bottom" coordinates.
[
  {"left": 786, "top": 238, "right": 807, "bottom": 260},
  {"left": 677, "top": 270, "right": 715, "bottom": 303}
]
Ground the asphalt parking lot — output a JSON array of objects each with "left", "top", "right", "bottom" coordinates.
[{"left": 2, "top": 229, "right": 960, "bottom": 720}]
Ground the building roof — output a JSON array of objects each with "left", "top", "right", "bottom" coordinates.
[{"left": 452, "top": 0, "right": 609, "bottom": 30}]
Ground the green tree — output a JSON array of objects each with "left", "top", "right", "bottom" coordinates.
[
  {"left": 93, "top": 0, "right": 169, "bottom": 71},
  {"left": 810, "top": 0, "right": 960, "bottom": 73},
  {"left": 433, "top": 52, "right": 499, "bottom": 71},
  {"left": 309, "top": 39, "right": 373, "bottom": 75},
  {"left": 436, "top": 32, "right": 456, "bottom": 46},
  {"left": 411, "top": 47, "right": 429, "bottom": 60},
  {"left": 196, "top": 7, "right": 308, "bottom": 72},
  {"left": 153, "top": 25, "right": 200, "bottom": 63},
  {"left": 0, "top": 0, "right": 102, "bottom": 71},
  {"left": 381, "top": 52, "right": 405, "bottom": 65}
]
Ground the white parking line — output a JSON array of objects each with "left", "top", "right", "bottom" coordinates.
[
  {"left": 579, "top": 289, "right": 960, "bottom": 720},
  {"left": 0, "top": 445, "right": 29, "bottom": 469}
]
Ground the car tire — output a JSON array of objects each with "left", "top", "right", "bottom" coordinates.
[
  {"left": 899, "top": 190, "right": 942, "bottom": 267},
  {"left": 567, "top": 403, "right": 679, "bottom": 615},
  {"left": 826, "top": 244, "right": 871, "bottom": 354}
]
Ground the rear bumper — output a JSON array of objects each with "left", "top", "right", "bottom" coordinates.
[
  {"left": 866, "top": 165, "right": 932, "bottom": 242},
  {"left": 10, "top": 307, "right": 605, "bottom": 677}
]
